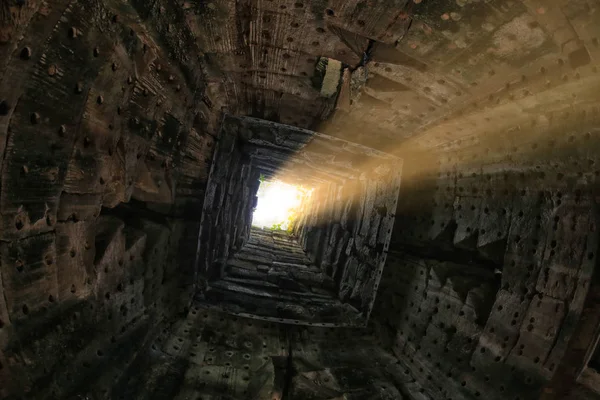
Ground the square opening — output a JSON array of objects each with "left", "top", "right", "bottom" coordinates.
[
  {"left": 196, "top": 116, "right": 401, "bottom": 326},
  {"left": 251, "top": 176, "right": 312, "bottom": 231}
]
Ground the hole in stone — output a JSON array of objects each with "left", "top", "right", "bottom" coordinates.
[
  {"left": 252, "top": 179, "right": 312, "bottom": 230},
  {"left": 0, "top": 100, "right": 9, "bottom": 115}
]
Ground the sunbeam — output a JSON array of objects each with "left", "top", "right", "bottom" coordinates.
[{"left": 252, "top": 178, "right": 312, "bottom": 230}]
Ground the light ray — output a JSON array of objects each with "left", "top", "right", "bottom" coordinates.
[{"left": 252, "top": 179, "right": 312, "bottom": 230}]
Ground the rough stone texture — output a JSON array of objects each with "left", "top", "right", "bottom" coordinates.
[
  {"left": 371, "top": 136, "right": 600, "bottom": 400},
  {"left": 2, "top": 0, "right": 600, "bottom": 399},
  {"left": 0, "top": 1, "right": 212, "bottom": 397},
  {"left": 196, "top": 116, "right": 401, "bottom": 326},
  {"left": 195, "top": 117, "right": 260, "bottom": 281},
  {"left": 104, "top": 301, "right": 407, "bottom": 399},
  {"left": 202, "top": 227, "right": 363, "bottom": 326},
  {"left": 322, "top": 0, "right": 600, "bottom": 155},
  {"left": 293, "top": 160, "right": 402, "bottom": 320}
]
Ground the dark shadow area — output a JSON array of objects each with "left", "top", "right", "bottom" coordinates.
[{"left": 200, "top": 227, "right": 360, "bottom": 325}]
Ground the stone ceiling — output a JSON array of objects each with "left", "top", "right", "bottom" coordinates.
[
  {"left": 185, "top": 0, "right": 412, "bottom": 131},
  {"left": 3, "top": 0, "right": 598, "bottom": 155},
  {"left": 324, "top": 0, "right": 600, "bottom": 152},
  {"left": 128, "top": 0, "right": 600, "bottom": 155}
]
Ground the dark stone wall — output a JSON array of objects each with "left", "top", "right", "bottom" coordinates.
[
  {"left": 1, "top": 0, "right": 598, "bottom": 399},
  {"left": 100, "top": 301, "right": 409, "bottom": 399},
  {"left": 202, "top": 227, "right": 364, "bottom": 326},
  {"left": 195, "top": 119, "right": 261, "bottom": 283},
  {"left": 371, "top": 128, "right": 600, "bottom": 400},
  {"left": 0, "top": 206, "right": 202, "bottom": 399},
  {"left": 294, "top": 162, "right": 401, "bottom": 319},
  {"left": 0, "top": 0, "right": 216, "bottom": 397}
]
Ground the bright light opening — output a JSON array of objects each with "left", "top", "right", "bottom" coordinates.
[{"left": 252, "top": 178, "right": 312, "bottom": 231}]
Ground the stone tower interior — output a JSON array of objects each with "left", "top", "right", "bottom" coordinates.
[{"left": 1, "top": 0, "right": 600, "bottom": 399}]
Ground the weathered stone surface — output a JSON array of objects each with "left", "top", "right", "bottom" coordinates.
[
  {"left": 200, "top": 228, "right": 362, "bottom": 326},
  {"left": 293, "top": 157, "right": 401, "bottom": 318},
  {"left": 2, "top": 0, "right": 600, "bottom": 399}
]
